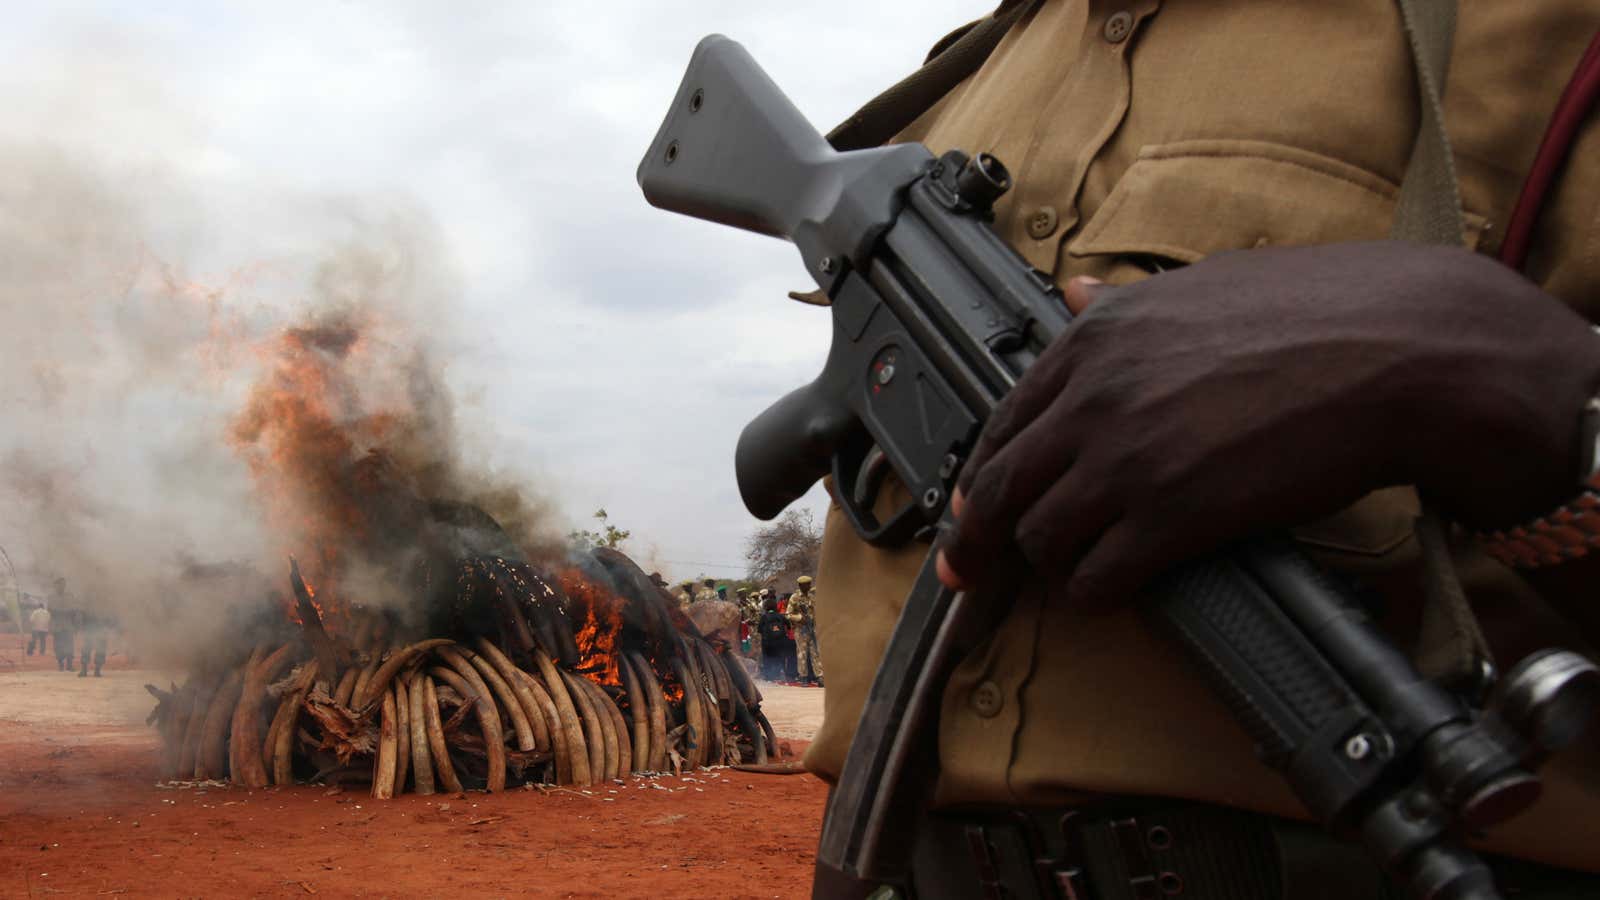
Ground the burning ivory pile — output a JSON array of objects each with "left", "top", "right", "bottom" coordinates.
[{"left": 146, "top": 547, "right": 775, "bottom": 796}]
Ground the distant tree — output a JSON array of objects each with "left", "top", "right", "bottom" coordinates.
[
  {"left": 743, "top": 508, "right": 822, "bottom": 588},
  {"left": 569, "top": 508, "right": 630, "bottom": 552}
]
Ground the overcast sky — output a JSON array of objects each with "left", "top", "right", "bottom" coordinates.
[{"left": 0, "top": 2, "right": 984, "bottom": 584}]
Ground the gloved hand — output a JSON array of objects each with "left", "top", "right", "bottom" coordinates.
[{"left": 935, "top": 241, "right": 1600, "bottom": 605}]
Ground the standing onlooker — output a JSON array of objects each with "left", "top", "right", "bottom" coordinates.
[
  {"left": 787, "top": 576, "right": 823, "bottom": 687},
  {"left": 26, "top": 604, "right": 51, "bottom": 656},
  {"left": 79, "top": 611, "right": 108, "bottom": 678},
  {"left": 758, "top": 598, "right": 789, "bottom": 682},
  {"left": 52, "top": 609, "right": 78, "bottom": 672},
  {"left": 777, "top": 592, "right": 799, "bottom": 683}
]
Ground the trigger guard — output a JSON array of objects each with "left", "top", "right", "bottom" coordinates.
[{"left": 832, "top": 444, "right": 929, "bottom": 547}]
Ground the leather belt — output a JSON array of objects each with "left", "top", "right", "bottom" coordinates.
[{"left": 903, "top": 800, "right": 1600, "bottom": 900}]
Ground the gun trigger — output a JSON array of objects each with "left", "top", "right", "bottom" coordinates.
[
  {"left": 787, "top": 288, "right": 832, "bottom": 307},
  {"left": 852, "top": 444, "right": 891, "bottom": 509}
]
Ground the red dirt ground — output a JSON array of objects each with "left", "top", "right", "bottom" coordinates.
[{"left": 0, "top": 636, "right": 829, "bottom": 898}]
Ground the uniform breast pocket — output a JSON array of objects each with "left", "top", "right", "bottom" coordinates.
[
  {"left": 1063, "top": 139, "right": 1488, "bottom": 559},
  {"left": 1064, "top": 138, "right": 1487, "bottom": 277}
]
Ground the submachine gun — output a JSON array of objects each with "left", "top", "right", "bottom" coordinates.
[{"left": 637, "top": 36, "right": 1600, "bottom": 900}]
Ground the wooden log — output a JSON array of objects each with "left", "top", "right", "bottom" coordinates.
[
  {"left": 196, "top": 654, "right": 253, "bottom": 780},
  {"left": 270, "top": 662, "right": 319, "bottom": 786},
  {"left": 393, "top": 675, "right": 411, "bottom": 794},
  {"left": 442, "top": 645, "right": 535, "bottom": 753},
  {"left": 407, "top": 672, "right": 435, "bottom": 795},
  {"left": 513, "top": 669, "right": 569, "bottom": 785},
  {"left": 356, "top": 638, "right": 454, "bottom": 711},
  {"left": 560, "top": 669, "right": 610, "bottom": 783},
  {"left": 473, "top": 639, "right": 549, "bottom": 752},
  {"left": 332, "top": 666, "right": 360, "bottom": 707},
  {"left": 428, "top": 660, "right": 506, "bottom": 792},
  {"left": 628, "top": 651, "right": 669, "bottom": 773},
  {"left": 589, "top": 679, "right": 632, "bottom": 779},
  {"left": 371, "top": 688, "right": 398, "bottom": 799},
  {"left": 231, "top": 643, "right": 296, "bottom": 788},
  {"left": 620, "top": 654, "right": 650, "bottom": 774},
  {"left": 421, "top": 676, "right": 463, "bottom": 793},
  {"left": 530, "top": 647, "right": 591, "bottom": 786},
  {"left": 671, "top": 657, "right": 706, "bottom": 770}
]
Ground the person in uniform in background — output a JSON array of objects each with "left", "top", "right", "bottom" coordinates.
[
  {"left": 26, "top": 603, "right": 50, "bottom": 656},
  {"left": 786, "top": 575, "right": 823, "bottom": 687},
  {"left": 776, "top": 592, "right": 799, "bottom": 682},
  {"left": 78, "top": 610, "right": 108, "bottom": 678},
  {"left": 675, "top": 581, "right": 695, "bottom": 609},
  {"left": 800, "top": 2, "right": 1600, "bottom": 896},
  {"left": 736, "top": 587, "right": 758, "bottom": 657},
  {"left": 52, "top": 609, "right": 77, "bottom": 672},
  {"left": 758, "top": 597, "right": 790, "bottom": 682},
  {"left": 693, "top": 578, "right": 719, "bottom": 605}
]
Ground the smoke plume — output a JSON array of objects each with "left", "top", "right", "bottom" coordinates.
[{"left": 0, "top": 107, "right": 558, "bottom": 666}]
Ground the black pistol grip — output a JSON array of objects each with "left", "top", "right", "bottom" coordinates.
[{"left": 735, "top": 381, "right": 857, "bottom": 521}]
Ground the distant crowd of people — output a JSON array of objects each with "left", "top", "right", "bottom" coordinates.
[
  {"left": 666, "top": 575, "right": 824, "bottom": 687},
  {"left": 21, "top": 580, "right": 114, "bottom": 677}
]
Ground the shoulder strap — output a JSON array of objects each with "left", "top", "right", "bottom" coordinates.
[
  {"left": 1390, "top": 0, "right": 1466, "bottom": 245},
  {"left": 1388, "top": 0, "right": 1495, "bottom": 685},
  {"left": 827, "top": 0, "right": 1040, "bottom": 152}
]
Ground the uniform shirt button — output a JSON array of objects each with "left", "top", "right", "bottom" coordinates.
[
  {"left": 1104, "top": 10, "right": 1134, "bottom": 43},
  {"left": 1027, "top": 205, "right": 1059, "bottom": 239},
  {"left": 971, "top": 680, "right": 1004, "bottom": 718}
]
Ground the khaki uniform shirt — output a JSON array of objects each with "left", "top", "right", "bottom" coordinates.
[
  {"left": 807, "top": 0, "right": 1600, "bottom": 872},
  {"left": 787, "top": 591, "right": 818, "bottom": 630},
  {"left": 693, "top": 587, "right": 720, "bottom": 605}
]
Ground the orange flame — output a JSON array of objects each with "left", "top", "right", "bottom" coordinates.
[{"left": 558, "top": 570, "right": 625, "bottom": 687}]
